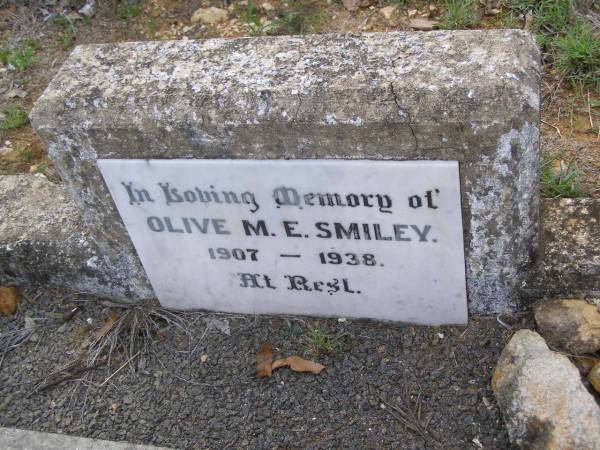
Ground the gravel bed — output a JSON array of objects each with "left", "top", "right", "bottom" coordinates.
[{"left": 0, "top": 287, "right": 521, "bottom": 449}]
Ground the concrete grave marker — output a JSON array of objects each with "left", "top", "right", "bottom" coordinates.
[
  {"left": 30, "top": 30, "right": 540, "bottom": 322},
  {"left": 98, "top": 159, "right": 467, "bottom": 324}
]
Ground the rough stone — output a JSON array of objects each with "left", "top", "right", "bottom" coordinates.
[
  {"left": 379, "top": 5, "right": 397, "bottom": 20},
  {"left": 526, "top": 198, "right": 600, "bottom": 299},
  {"left": 29, "top": 31, "right": 540, "bottom": 312},
  {"left": 78, "top": 0, "right": 96, "bottom": 18},
  {"left": 190, "top": 7, "right": 228, "bottom": 25},
  {"left": 534, "top": 298, "right": 600, "bottom": 354},
  {"left": 492, "top": 329, "right": 600, "bottom": 449},
  {"left": 0, "top": 286, "right": 19, "bottom": 316}
]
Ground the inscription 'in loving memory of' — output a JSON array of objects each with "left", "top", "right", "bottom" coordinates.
[
  {"left": 120, "top": 181, "right": 441, "bottom": 243},
  {"left": 98, "top": 159, "right": 467, "bottom": 324}
]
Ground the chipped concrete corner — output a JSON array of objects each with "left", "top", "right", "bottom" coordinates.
[
  {"left": 26, "top": 30, "right": 541, "bottom": 313},
  {"left": 0, "top": 176, "right": 153, "bottom": 299}
]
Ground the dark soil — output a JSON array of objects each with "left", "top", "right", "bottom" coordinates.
[{"left": 0, "top": 287, "right": 529, "bottom": 449}]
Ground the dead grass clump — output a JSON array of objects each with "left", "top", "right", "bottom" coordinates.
[{"left": 88, "top": 302, "right": 192, "bottom": 372}]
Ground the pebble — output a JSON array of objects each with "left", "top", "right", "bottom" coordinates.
[
  {"left": 534, "top": 298, "right": 600, "bottom": 354},
  {"left": 191, "top": 7, "right": 229, "bottom": 25},
  {"left": 78, "top": 0, "right": 96, "bottom": 18},
  {"left": 493, "top": 330, "right": 600, "bottom": 448},
  {"left": 379, "top": 5, "right": 396, "bottom": 20},
  {"left": 588, "top": 362, "right": 600, "bottom": 393}
]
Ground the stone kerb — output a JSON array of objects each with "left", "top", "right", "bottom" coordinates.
[{"left": 30, "top": 30, "right": 540, "bottom": 314}]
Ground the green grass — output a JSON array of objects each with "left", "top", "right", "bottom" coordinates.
[
  {"left": 17, "top": 146, "right": 34, "bottom": 163},
  {"left": 118, "top": 0, "right": 141, "bottom": 20},
  {"left": 234, "top": 0, "right": 325, "bottom": 36},
  {"left": 530, "top": 0, "right": 573, "bottom": 41},
  {"left": 0, "top": 48, "right": 8, "bottom": 66},
  {"left": 234, "top": 0, "right": 276, "bottom": 36},
  {"left": 61, "top": 25, "right": 76, "bottom": 49},
  {"left": 540, "top": 156, "right": 583, "bottom": 198},
  {"left": 501, "top": 11, "right": 519, "bottom": 28},
  {"left": 51, "top": 15, "right": 77, "bottom": 49},
  {"left": 303, "top": 325, "right": 347, "bottom": 358},
  {"left": 443, "top": 0, "right": 479, "bottom": 29},
  {"left": 0, "top": 105, "right": 29, "bottom": 130},
  {"left": 502, "top": 0, "right": 599, "bottom": 90},
  {"left": 0, "top": 38, "right": 37, "bottom": 71},
  {"left": 30, "top": 163, "right": 48, "bottom": 175},
  {"left": 146, "top": 18, "right": 158, "bottom": 37},
  {"left": 554, "top": 23, "right": 600, "bottom": 91},
  {"left": 274, "top": 2, "right": 326, "bottom": 35}
]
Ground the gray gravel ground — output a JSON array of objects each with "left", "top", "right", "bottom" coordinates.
[{"left": 0, "top": 287, "right": 524, "bottom": 449}]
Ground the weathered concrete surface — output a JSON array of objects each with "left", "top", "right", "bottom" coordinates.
[
  {"left": 0, "top": 427, "right": 171, "bottom": 450},
  {"left": 29, "top": 31, "right": 540, "bottom": 313},
  {"left": 0, "top": 175, "right": 152, "bottom": 298},
  {"left": 492, "top": 330, "right": 600, "bottom": 449},
  {"left": 526, "top": 198, "right": 600, "bottom": 298}
]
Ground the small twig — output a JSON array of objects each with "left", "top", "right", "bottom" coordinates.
[
  {"left": 496, "top": 315, "right": 511, "bottom": 329},
  {"left": 35, "top": 359, "right": 107, "bottom": 393},
  {"left": 541, "top": 120, "right": 562, "bottom": 138},
  {"left": 359, "top": 12, "right": 374, "bottom": 31},
  {"left": 100, "top": 351, "right": 140, "bottom": 386},
  {"left": 588, "top": 91, "right": 594, "bottom": 130},
  {"left": 22, "top": 291, "right": 42, "bottom": 305},
  {"left": 379, "top": 395, "right": 441, "bottom": 447},
  {"left": 63, "top": 307, "right": 80, "bottom": 322}
]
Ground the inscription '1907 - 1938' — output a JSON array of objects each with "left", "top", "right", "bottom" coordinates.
[{"left": 98, "top": 159, "right": 468, "bottom": 325}]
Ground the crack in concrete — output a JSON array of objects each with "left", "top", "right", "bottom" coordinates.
[{"left": 389, "top": 82, "right": 419, "bottom": 150}]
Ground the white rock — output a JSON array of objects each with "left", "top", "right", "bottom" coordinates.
[
  {"left": 379, "top": 5, "right": 397, "bottom": 20},
  {"left": 78, "top": 0, "right": 96, "bottom": 18},
  {"left": 493, "top": 330, "right": 600, "bottom": 449},
  {"left": 409, "top": 18, "right": 439, "bottom": 30},
  {"left": 191, "top": 7, "right": 229, "bottom": 25}
]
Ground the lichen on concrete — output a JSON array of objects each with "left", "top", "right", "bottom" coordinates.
[
  {"left": 0, "top": 175, "right": 153, "bottom": 299},
  {"left": 28, "top": 30, "right": 541, "bottom": 311},
  {"left": 525, "top": 198, "right": 600, "bottom": 299}
]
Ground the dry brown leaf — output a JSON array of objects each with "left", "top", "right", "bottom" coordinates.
[
  {"left": 550, "top": 159, "right": 568, "bottom": 178},
  {"left": 0, "top": 286, "right": 19, "bottom": 316},
  {"left": 256, "top": 342, "right": 273, "bottom": 377},
  {"left": 272, "top": 356, "right": 325, "bottom": 374},
  {"left": 94, "top": 310, "right": 120, "bottom": 340},
  {"left": 408, "top": 18, "right": 439, "bottom": 30}
]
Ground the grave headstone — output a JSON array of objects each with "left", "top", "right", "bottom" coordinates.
[{"left": 30, "top": 30, "right": 540, "bottom": 324}]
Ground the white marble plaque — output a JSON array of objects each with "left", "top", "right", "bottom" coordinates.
[{"left": 98, "top": 159, "right": 467, "bottom": 324}]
